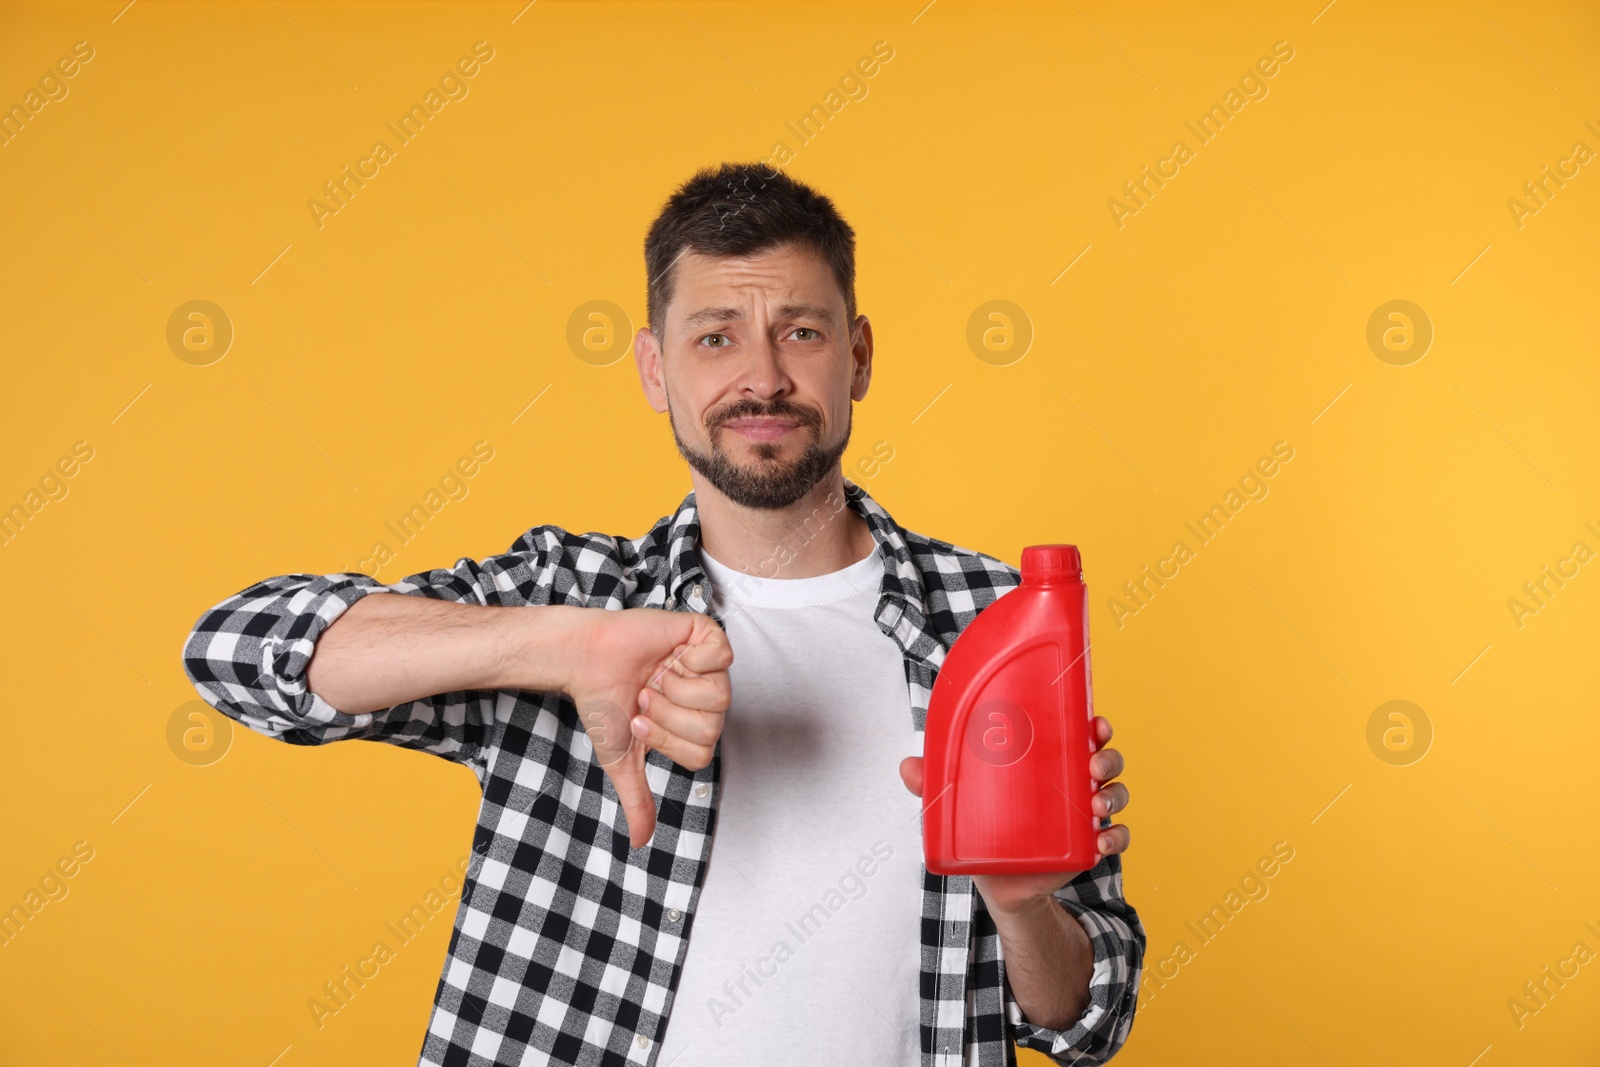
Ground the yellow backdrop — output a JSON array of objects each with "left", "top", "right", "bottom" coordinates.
[{"left": 3, "top": 1, "right": 1597, "bottom": 1064}]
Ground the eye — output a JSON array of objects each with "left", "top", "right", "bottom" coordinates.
[
  {"left": 700, "top": 333, "right": 730, "bottom": 349},
  {"left": 791, "top": 327, "right": 818, "bottom": 341}
]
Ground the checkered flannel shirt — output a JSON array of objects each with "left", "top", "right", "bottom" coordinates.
[{"left": 182, "top": 477, "right": 1145, "bottom": 1067}]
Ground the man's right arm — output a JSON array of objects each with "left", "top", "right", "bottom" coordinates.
[
  {"left": 181, "top": 555, "right": 549, "bottom": 773},
  {"left": 181, "top": 550, "right": 734, "bottom": 846},
  {"left": 303, "top": 592, "right": 585, "bottom": 715}
]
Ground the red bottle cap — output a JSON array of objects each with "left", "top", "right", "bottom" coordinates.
[{"left": 1021, "top": 544, "right": 1081, "bottom": 583}]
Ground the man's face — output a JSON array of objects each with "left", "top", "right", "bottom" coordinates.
[{"left": 635, "top": 241, "right": 872, "bottom": 510}]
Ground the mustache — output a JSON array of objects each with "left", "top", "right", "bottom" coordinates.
[{"left": 709, "top": 400, "right": 821, "bottom": 431}]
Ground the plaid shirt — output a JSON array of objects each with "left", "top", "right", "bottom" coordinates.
[{"left": 182, "top": 477, "right": 1145, "bottom": 1067}]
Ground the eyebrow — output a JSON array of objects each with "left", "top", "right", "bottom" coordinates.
[{"left": 680, "top": 303, "right": 835, "bottom": 332}]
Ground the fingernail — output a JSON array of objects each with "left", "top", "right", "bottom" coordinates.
[
  {"left": 631, "top": 716, "right": 650, "bottom": 738},
  {"left": 639, "top": 689, "right": 651, "bottom": 710}
]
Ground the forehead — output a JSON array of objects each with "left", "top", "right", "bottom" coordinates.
[{"left": 668, "top": 242, "right": 841, "bottom": 321}]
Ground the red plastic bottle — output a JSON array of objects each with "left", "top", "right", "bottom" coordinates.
[{"left": 921, "top": 544, "right": 1100, "bottom": 875}]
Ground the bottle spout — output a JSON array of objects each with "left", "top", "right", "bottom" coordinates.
[{"left": 1021, "top": 544, "right": 1081, "bottom": 584}]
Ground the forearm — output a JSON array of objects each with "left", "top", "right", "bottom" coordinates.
[
  {"left": 306, "top": 593, "right": 585, "bottom": 714},
  {"left": 990, "top": 894, "right": 1095, "bottom": 1031}
]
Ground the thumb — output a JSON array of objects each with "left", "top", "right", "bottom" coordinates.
[
  {"left": 573, "top": 695, "right": 659, "bottom": 848},
  {"left": 609, "top": 755, "right": 659, "bottom": 849},
  {"left": 898, "top": 755, "right": 924, "bottom": 798}
]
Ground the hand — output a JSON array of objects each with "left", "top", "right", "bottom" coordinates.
[
  {"left": 898, "top": 714, "right": 1129, "bottom": 915},
  {"left": 562, "top": 608, "right": 733, "bottom": 848}
]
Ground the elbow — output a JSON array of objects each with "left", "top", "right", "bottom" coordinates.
[
  {"left": 177, "top": 572, "right": 385, "bottom": 740},
  {"left": 1015, "top": 901, "right": 1146, "bottom": 1065},
  {"left": 177, "top": 596, "right": 298, "bottom": 730}
]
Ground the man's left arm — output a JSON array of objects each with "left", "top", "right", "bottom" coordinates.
[
  {"left": 902, "top": 715, "right": 1146, "bottom": 1065},
  {"left": 981, "top": 717, "right": 1145, "bottom": 1064},
  {"left": 984, "top": 825, "right": 1145, "bottom": 1064}
]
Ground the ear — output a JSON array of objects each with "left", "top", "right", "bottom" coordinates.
[
  {"left": 849, "top": 315, "right": 874, "bottom": 403},
  {"left": 635, "top": 327, "right": 669, "bottom": 413}
]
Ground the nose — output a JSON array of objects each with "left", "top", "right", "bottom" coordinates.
[{"left": 735, "top": 330, "right": 792, "bottom": 404}]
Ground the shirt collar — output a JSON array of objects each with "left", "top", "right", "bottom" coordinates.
[{"left": 661, "top": 476, "right": 929, "bottom": 628}]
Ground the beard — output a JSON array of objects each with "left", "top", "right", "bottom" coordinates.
[{"left": 669, "top": 393, "right": 851, "bottom": 510}]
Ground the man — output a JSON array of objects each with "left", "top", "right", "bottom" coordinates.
[{"left": 182, "top": 161, "right": 1144, "bottom": 1067}]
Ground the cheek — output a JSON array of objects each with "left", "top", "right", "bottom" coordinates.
[{"left": 662, "top": 373, "right": 713, "bottom": 426}]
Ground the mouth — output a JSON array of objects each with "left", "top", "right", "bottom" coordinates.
[{"left": 720, "top": 417, "right": 805, "bottom": 442}]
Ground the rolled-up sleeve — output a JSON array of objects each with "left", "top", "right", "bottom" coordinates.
[
  {"left": 180, "top": 542, "right": 551, "bottom": 773},
  {"left": 1008, "top": 835, "right": 1146, "bottom": 1064}
]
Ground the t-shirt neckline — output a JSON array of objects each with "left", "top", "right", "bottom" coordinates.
[{"left": 697, "top": 544, "right": 884, "bottom": 609}]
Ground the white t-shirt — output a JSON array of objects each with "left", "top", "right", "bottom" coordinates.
[{"left": 652, "top": 544, "right": 924, "bottom": 1066}]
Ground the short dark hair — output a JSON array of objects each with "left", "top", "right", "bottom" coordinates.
[{"left": 643, "top": 162, "right": 857, "bottom": 345}]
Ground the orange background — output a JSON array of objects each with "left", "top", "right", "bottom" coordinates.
[{"left": 2, "top": 1, "right": 1598, "bottom": 1064}]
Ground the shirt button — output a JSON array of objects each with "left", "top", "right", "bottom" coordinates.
[
  {"left": 636, "top": 1034, "right": 650, "bottom": 1049},
  {"left": 667, "top": 907, "right": 681, "bottom": 921},
  {"left": 694, "top": 783, "right": 709, "bottom": 798},
  {"left": 691, "top": 582, "right": 702, "bottom": 601}
]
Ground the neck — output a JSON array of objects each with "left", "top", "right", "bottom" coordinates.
[{"left": 692, "top": 468, "right": 875, "bottom": 579}]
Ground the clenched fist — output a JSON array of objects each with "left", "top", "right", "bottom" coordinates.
[{"left": 561, "top": 608, "right": 733, "bottom": 848}]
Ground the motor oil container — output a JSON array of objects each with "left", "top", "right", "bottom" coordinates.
[{"left": 921, "top": 544, "right": 1101, "bottom": 874}]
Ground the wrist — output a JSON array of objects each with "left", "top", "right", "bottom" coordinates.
[
  {"left": 982, "top": 883, "right": 1061, "bottom": 926},
  {"left": 501, "top": 603, "right": 588, "bottom": 695}
]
